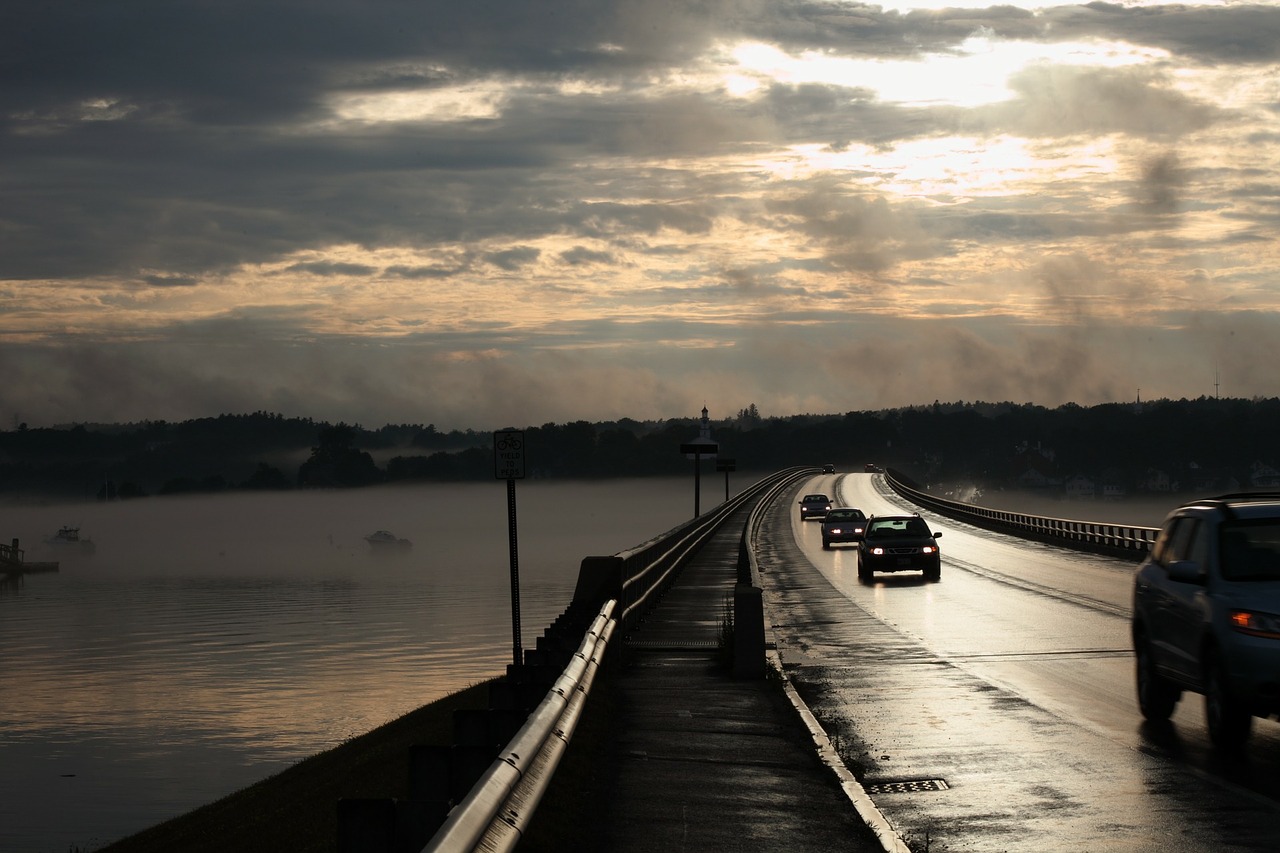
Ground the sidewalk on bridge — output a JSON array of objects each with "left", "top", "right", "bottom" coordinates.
[{"left": 577, "top": 504, "right": 888, "bottom": 852}]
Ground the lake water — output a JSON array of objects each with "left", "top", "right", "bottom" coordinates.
[{"left": 0, "top": 477, "right": 700, "bottom": 853}]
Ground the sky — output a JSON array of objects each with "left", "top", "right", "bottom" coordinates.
[{"left": 3, "top": 0, "right": 1279, "bottom": 431}]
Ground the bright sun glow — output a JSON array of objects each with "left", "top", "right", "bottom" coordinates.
[
  {"left": 331, "top": 82, "right": 510, "bottom": 122},
  {"left": 727, "top": 36, "right": 1171, "bottom": 108}
]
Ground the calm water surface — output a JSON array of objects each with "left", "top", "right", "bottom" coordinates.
[{"left": 0, "top": 477, "right": 698, "bottom": 853}]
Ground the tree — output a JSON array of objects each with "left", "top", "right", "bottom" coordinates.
[
  {"left": 242, "top": 462, "right": 292, "bottom": 490},
  {"left": 297, "top": 423, "right": 383, "bottom": 487}
]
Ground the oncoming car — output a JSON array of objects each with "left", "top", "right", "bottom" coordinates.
[
  {"left": 821, "top": 508, "right": 867, "bottom": 549},
  {"left": 822, "top": 463, "right": 836, "bottom": 474},
  {"left": 1132, "top": 492, "right": 1280, "bottom": 749},
  {"left": 857, "top": 515, "right": 942, "bottom": 581},
  {"left": 799, "top": 494, "right": 832, "bottom": 521}
]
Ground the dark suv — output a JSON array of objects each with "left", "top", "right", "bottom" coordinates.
[
  {"left": 857, "top": 514, "right": 941, "bottom": 581},
  {"left": 1132, "top": 493, "right": 1280, "bottom": 749}
]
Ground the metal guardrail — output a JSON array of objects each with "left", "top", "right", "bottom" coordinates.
[
  {"left": 883, "top": 468, "right": 1159, "bottom": 561},
  {"left": 738, "top": 469, "right": 813, "bottom": 587},
  {"left": 422, "top": 601, "right": 617, "bottom": 853},
  {"left": 418, "top": 466, "right": 811, "bottom": 853}
]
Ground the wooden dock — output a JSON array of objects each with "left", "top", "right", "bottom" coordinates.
[{"left": 1, "top": 538, "right": 59, "bottom": 579}]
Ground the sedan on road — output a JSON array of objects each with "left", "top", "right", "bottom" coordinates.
[
  {"left": 821, "top": 508, "right": 867, "bottom": 549},
  {"left": 799, "top": 494, "right": 833, "bottom": 521},
  {"left": 857, "top": 514, "right": 942, "bottom": 581}
]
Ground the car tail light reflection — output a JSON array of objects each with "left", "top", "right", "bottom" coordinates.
[{"left": 1229, "top": 609, "right": 1280, "bottom": 639}]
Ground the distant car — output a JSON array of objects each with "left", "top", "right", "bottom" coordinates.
[
  {"left": 822, "top": 463, "right": 836, "bottom": 474},
  {"left": 857, "top": 514, "right": 941, "bottom": 581},
  {"left": 821, "top": 507, "right": 867, "bottom": 549},
  {"left": 1132, "top": 492, "right": 1280, "bottom": 749},
  {"left": 864, "top": 463, "right": 880, "bottom": 473},
  {"left": 799, "top": 494, "right": 833, "bottom": 521}
]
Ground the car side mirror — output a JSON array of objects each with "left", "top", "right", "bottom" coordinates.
[
  {"left": 933, "top": 532, "right": 942, "bottom": 538},
  {"left": 1167, "top": 560, "right": 1204, "bottom": 584}
]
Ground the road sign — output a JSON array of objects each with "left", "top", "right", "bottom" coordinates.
[
  {"left": 681, "top": 442, "right": 718, "bottom": 458},
  {"left": 494, "top": 430, "right": 525, "bottom": 480}
]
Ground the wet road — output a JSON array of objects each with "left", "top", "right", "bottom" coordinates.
[{"left": 758, "top": 473, "right": 1280, "bottom": 852}]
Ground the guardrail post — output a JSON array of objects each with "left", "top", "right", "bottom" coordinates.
[
  {"left": 733, "top": 583, "right": 766, "bottom": 679},
  {"left": 571, "top": 555, "right": 625, "bottom": 609}
]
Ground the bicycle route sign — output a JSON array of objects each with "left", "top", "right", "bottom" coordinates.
[{"left": 494, "top": 430, "right": 526, "bottom": 480}]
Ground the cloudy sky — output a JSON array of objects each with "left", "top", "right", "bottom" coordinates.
[{"left": 3, "top": 0, "right": 1279, "bottom": 430}]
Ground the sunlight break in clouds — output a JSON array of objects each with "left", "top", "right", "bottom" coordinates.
[{"left": 725, "top": 36, "right": 1170, "bottom": 108}]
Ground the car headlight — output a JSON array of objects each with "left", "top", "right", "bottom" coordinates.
[
  {"left": 870, "top": 547, "right": 885, "bottom": 555},
  {"left": 921, "top": 546, "right": 936, "bottom": 554},
  {"left": 1229, "top": 609, "right": 1280, "bottom": 639}
]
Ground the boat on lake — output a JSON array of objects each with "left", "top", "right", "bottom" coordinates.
[
  {"left": 364, "top": 530, "right": 412, "bottom": 553},
  {"left": 44, "top": 526, "right": 96, "bottom": 555}
]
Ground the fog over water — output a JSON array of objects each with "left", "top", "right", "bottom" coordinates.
[{"left": 0, "top": 477, "right": 699, "bottom": 853}]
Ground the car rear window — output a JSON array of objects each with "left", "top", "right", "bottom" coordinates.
[
  {"left": 1219, "top": 520, "right": 1280, "bottom": 581},
  {"left": 868, "top": 518, "right": 930, "bottom": 536}
]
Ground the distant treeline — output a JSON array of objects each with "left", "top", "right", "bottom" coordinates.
[{"left": 4, "top": 398, "right": 1280, "bottom": 500}]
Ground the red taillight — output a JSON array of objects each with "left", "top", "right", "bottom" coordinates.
[{"left": 1230, "top": 609, "right": 1280, "bottom": 639}]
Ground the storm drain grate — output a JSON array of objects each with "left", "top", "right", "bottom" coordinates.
[
  {"left": 624, "top": 639, "right": 719, "bottom": 650},
  {"left": 863, "top": 778, "right": 950, "bottom": 795}
]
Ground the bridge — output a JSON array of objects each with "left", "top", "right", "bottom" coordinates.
[{"left": 337, "top": 469, "right": 1280, "bottom": 853}]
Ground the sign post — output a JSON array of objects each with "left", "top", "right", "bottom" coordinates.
[
  {"left": 680, "top": 442, "right": 718, "bottom": 517},
  {"left": 494, "top": 430, "right": 526, "bottom": 666},
  {"left": 716, "top": 457, "right": 736, "bottom": 502}
]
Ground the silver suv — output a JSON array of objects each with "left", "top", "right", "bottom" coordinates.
[{"left": 1132, "top": 493, "right": 1280, "bottom": 748}]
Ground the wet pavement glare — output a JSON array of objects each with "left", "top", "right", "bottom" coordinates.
[{"left": 759, "top": 473, "right": 1280, "bottom": 852}]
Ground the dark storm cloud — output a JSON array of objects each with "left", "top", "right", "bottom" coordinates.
[
  {"left": 2, "top": 0, "right": 1258, "bottom": 283},
  {"left": 1038, "top": 3, "right": 1280, "bottom": 64},
  {"left": 484, "top": 247, "right": 541, "bottom": 270},
  {"left": 559, "top": 246, "right": 618, "bottom": 266},
  {"left": 385, "top": 263, "right": 470, "bottom": 280},
  {"left": 285, "top": 261, "right": 378, "bottom": 277}
]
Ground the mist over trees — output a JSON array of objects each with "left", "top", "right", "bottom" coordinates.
[{"left": 3, "top": 398, "right": 1280, "bottom": 501}]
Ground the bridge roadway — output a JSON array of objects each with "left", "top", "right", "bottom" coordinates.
[
  {"left": 568, "top": 492, "right": 887, "bottom": 852},
  {"left": 550, "top": 471, "right": 1280, "bottom": 853}
]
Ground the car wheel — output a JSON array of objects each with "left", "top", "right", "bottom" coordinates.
[
  {"left": 1134, "top": 633, "right": 1179, "bottom": 722},
  {"left": 1204, "top": 650, "right": 1252, "bottom": 750},
  {"left": 857, "top": 558, "right": 872, "bottom": 581},
  {"left": 924, "top": 562, "right": 940, "bottom": 582},
  {"left": 822, "top": 539, "right": 831, "bottom": 550}
]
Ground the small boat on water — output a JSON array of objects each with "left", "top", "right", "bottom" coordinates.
[
  {"left": 364, "top": 530, "right": 412, "bottom": 553},
  {"left": 44, "top": 526, "right": 96, "bottom": 555}
]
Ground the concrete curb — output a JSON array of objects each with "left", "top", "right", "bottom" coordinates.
[{"left": 764, "top": 647, "right": 913, "bottom": 853}]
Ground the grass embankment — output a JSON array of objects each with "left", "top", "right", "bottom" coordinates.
[{"left": 94, "top": 674, "right": 618, "bottom": 853}]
